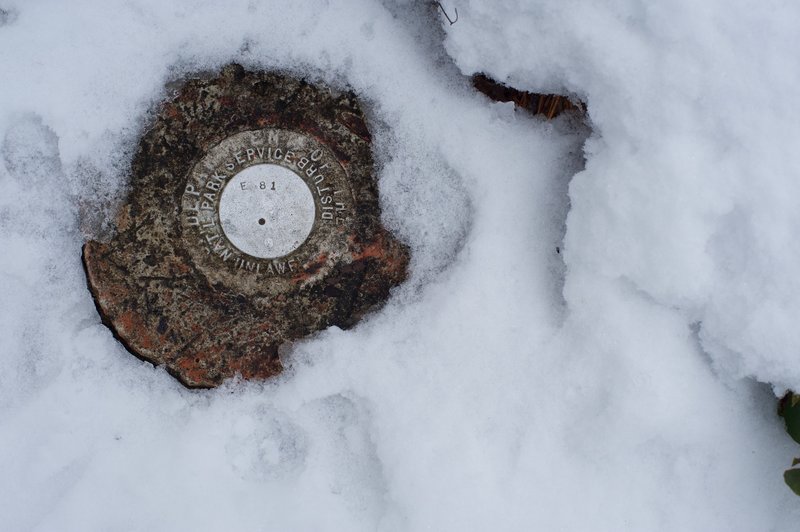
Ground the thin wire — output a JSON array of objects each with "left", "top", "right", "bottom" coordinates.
[{"left": 435, "top": 2, "right": 459, "bottom": 25}]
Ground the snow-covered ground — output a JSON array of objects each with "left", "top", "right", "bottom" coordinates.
[{"left": 1, "top": 0, "right": 799, "bottom": 530}]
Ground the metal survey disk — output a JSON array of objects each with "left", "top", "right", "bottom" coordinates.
[{"left": 82, "top": 64, "right": 408, "bottom": 388}]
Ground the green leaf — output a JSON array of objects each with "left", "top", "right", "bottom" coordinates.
[
  {"left": 785, "top": 469, "right": 800, "bottom": 496},
  {"left": 792, "top": 457, "right": 800, "bottom": 467},
  {"left": 779, "top": 392, "right": 800, "bottom": 445}
]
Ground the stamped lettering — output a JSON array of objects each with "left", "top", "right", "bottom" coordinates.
[{"left": 181, "top": 129, "right": 353, "bottom": 277}]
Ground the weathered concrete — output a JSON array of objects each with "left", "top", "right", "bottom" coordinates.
[{"left": 83, "top": 64, "right": 408, "bottom": 388}]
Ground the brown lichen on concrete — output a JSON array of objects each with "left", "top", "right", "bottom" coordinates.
[{"left": 83, "top": 64, "right": 409, "bottom": 388}]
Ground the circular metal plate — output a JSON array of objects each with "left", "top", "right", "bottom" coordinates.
[
  {"left": 219, "top": 164, "right": 316, "bottom": 259},
  {"left": 179, "top": 128, "right": 356, "bottom": 294}
]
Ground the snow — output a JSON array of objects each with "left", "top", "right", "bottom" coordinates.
[{"left": 1, "top": 0, "right": 799, "bottom": 530}]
